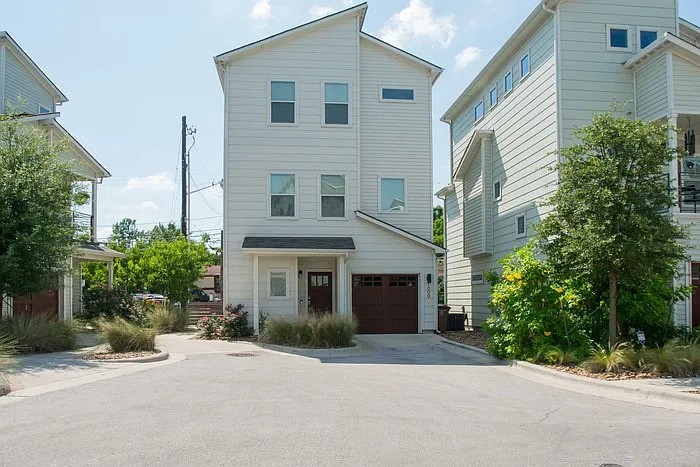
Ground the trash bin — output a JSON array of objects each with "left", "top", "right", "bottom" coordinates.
[{"left": 437, "top": 305, "right": 451, "bottom": 332}]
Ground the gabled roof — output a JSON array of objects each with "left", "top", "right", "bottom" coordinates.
[
  {"left": 624, "top": 32, "right": 700, "bottom": 70},
  {"left": 360, "top": 32, "right": 443, "bottom": 84},
  {"left": 0, "top": 31, "right": 68, "bottom": 104},
  {"left": 453, "top": 129, "right": 494, "bottom": 179},
  {"left": 355, "top": 210, "right": 445, "bottom": 253},
  {"left": 41, "top": 117, "right": 111, "bottom": 179},
  {"left": 680, "top": 17, "right": 700, "bottom": 43}
]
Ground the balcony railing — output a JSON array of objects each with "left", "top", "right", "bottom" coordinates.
[{"left": 72, "top": 211, "right": 93, "bottom": 240}]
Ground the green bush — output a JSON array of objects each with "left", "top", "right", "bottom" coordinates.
[
  {"left": 260, "top": 314, "right": 356, "bottom": 348},
  {"left": 80, "top": 285, "right": 134, "bottom": 321},
  {"left": 0, "top": 314, "right": 79, "bottom": 353},
  {"left": 581, "top": 343, "right": 637, "bottom": 373},
  {"left": 687, "top": 338, "right": 700, "bottom": 374},
  {"left": 0, "top": 333, "right": 17, "bottom": 376},
  {"left": 196, "top": 304, "right": 251, "bottom": 339},
  {"left": 97, "top": 318, "right": 156, "bottom": 353},
  {"left": 542, "top": 346, "right": 578, "bottom": 365},
  {"left": 145, "top": 304, "right": 189, "bottom": 334},
  {"left": 483, "top": 242, "right": 592, "bottom": 361},
  {"left": 639, "top": 340, "right": 691, "bottom": 377}
]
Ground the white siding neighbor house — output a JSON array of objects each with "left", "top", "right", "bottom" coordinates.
[
  {"left": 214, "top": 3, "right": 444, "bottom": 334},
  {"left": 0, "top": 31, "right": 123, "bottom": 320},
  {"left": 438, "top": 0, "right": 700, "bottom": 330}
]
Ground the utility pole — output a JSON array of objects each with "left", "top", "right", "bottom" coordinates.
[{"left": 180, "top": 116, "right": 187, "bottom": 237}]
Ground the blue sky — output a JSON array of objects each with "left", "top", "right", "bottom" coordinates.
[{"left": 3, "top": 0, "right": 699, "bottom": 245}]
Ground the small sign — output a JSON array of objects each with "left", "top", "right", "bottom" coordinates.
[{"left": 636, "top": 330, "right": 646, "bottom": 345}]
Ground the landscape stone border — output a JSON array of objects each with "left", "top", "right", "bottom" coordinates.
[{"left": 87, "top": 349, "right": 169, "bottom": 363}]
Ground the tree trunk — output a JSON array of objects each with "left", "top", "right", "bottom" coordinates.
[{"left": 609, "top": 270, "right": 618, "bottom": 349}]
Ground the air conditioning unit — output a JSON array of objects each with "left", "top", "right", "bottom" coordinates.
[{"left": 684, "top": 155, "right": 700, "bottom": 174}]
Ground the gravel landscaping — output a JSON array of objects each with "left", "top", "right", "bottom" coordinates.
[
  {"left": 441, "top": 329, "right": 489, "bottom": 350},
  {"left": 82, "top": 350, "right": 163, "bottom": 361}
]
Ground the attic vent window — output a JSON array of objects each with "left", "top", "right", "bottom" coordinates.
[
  {"left": 380, "top": 87, "right": 415, "bottom": 102},
  {"left": 640, "top": 30, "right": 658, "bottom": 49}
]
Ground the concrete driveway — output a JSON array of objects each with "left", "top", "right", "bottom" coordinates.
[{"left": 1, "top": 333, "right": 698, "bottom": 466}]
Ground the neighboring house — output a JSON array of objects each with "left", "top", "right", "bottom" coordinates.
[
  {"left": 194, "top": 265, "right": 221, "bottom": 300},
  {"left": 0, "top": 31, "right": 124, "bottom": 320},
  {"left": 437, "top": 0, "right": 700, "bottom": 330},
  {"left": 214, "top": 3, "right": 444, "bottom": 334}
]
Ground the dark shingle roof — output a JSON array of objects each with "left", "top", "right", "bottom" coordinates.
[{"left": 241, "top": 237, "right": 355, "bottom": 250}]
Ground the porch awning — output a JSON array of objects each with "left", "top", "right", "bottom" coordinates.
[
  {"left": 76, "top": 242, "right": 127, "bottom": 261},
  {"left": 241, "top": 236, "right": 355, "bottom": 255}
]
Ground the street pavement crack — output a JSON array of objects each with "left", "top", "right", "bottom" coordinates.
[{"left": 538, "top": 404, "right": 563, "bottom": 423}]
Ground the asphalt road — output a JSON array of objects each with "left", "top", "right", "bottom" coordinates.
[{"left": 1, "top": 335, "right": 698, "bottom": 466}]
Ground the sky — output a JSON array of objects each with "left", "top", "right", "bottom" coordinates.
[{"left": 3, "top": 0, "right": 699, "bottom": 246}]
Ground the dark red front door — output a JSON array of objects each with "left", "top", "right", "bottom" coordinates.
[
  {"left": 692, "top": 263, "right": 700, "bottom": 328},
  {"left": 308, "top": 272, "right": 332, "bottom": 314},
  {"left": 13, "top": 289, "right": 59, "bottom": 318}
]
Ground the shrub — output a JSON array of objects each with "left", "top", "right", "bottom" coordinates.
[
  {"left": 542, "top": 346, "right": 578, "bottom": 365},
  {"left": 260, "top": 314, "right": 356, "bottom": 348},
  {"left": 483, "top": 242, "right": 592, "bottom": 361},
  {"left": 0, "top": 314, "right": 79, "bottom": 353},
  {"left": 97, "top": 318, "right": 156, "bottom": 353},
  {"left": 687, "top": 338, "right": 700, "bottom": 374},
  {"left": 81, "top": 285, "right": 133, "bottom": 321},
  {"left": 581, "top": 343, "right": 637, "bottom": 373},
  {"left": 196, "top": 304, "right": 251, "bottom": 339},
  {"left": 0, "top": 333, "right": 17, "bottom": 375},
  {"left": 145, "top": 304, "right": 189, "bottom": 334},
  {"left": 639, "top": 340, "right": 691, "bottom": 377}
]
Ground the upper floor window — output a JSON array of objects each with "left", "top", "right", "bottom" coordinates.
[
  {"left": 516, "top": 215, "right": 526, "bottom": 237},
  {"left": 320, "top": 174, "right": 346, "bottom": 218},
  {"left": 380, "top": 87, "right": 415, "bottom": 102},
  {"left": 489, "top": 87, "right": 498, "bottom": 107},
  {"left": 607, "top": 25, "right": 631, "bottom": 51},
  {"left": 494, "top": 180, "right": 502, "bottom": 201},
  {"left": 504, "top": 72, "right": 513, "bottom": 94},
  {"left": 380, "top": 177, "right": 405, "bottom": 212},
  {"left": 323, "top": 82, "right": 349, "bottom": 125},
  {"left": 639, "top": 30, "right": 658, "bottom": 49},
  {"left": 520, "top": 54, "right": 530, "bottom": 77},
  {"left": 269, "top": 173, "right": 296, "bottom": 217},
  {"left": 270, "top": 81, "right": 296, "bottom": 124},
  {"left": 38, "top": 105, "right": 51, "bottom": 114},
  {"left": 474, "top": 101, "right": 484, "bottom": 122}
]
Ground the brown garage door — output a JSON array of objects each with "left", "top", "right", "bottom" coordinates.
[
  {"left": 13, "top": 289, "right": 59, "bottom": 318},
  {"left": 352, "top": 275, "right": 418, "bottom": 334}
]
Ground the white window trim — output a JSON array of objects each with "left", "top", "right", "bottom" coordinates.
[
  {"left": 318, "top": 173, "right": 348, "bottom": 220},
  {"left": 520, "top": 52, "right": 531, "bottom": 80},
  {"left": 494, "top": 179, "right": 502, "bottom": 202},
  {"left": 516, "top": 215, "right": 527, "bottom": 238},
  {"left": 638, "top": 27, "right": 663, "bottom": 51},
  {"left": 378, "top": 84, "right": 417, "bottom": 103},
  {"left": 321, "top": 80, "right": 352, "bottom": 128},
  {"left": 606, "top": 24, "right": 633, "bottom": 52},
  {"left": 474, "top": 100, "right": 485, "bottom": 123},
  {"left": 378, "top": 176, "right": 407, "bottom": 214},
  {"left": 37, "top": 103, "right": 52, "bottom": 114},
  {"left": 268, "top": 79, "right": 298, "bottom": 126},
  {"left": 504, "top": 71, "right": 513, "bottom": 96},
  {"left": 267, "top": 269, "right": 290, "bottom": 300},
  {"left": 489, "top": 86, "right": 498, "bottom": 108},
  {"left": 267, "top": 171, "right": 299, "bottom": 220}
]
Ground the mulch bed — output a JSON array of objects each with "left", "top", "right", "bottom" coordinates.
[
  {"left": 546, "top": 364, "right": 661, "bottom": 380},
  {"left": 441, "top": 329, "right": 489, "bottom": 350},
  {"left": 81, "top": 350, "right": 162, "bottom": 361}
]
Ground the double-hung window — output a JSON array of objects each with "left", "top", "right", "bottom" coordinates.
[
  {"left": 323, "top": 82, "right": 349, "bottom": 125},
  {"left": 320, "top": 174, "right": 346, "bottom": 218},
  {"left": 270, "top": 81, "right": 296, "bottom": 124},
  {"left": 269, "top": 173, "right": 296, "bottom": 217},
  {"left": 504, "top": 72, "right": 513, "bottom": 94},
  {"left": 474, "top": 101, "right": 484, "bottom": 122},
  {"left": 520, "top": 54, "right": 530, "bottom": 77},
  {"left": 380, "top": 177, "right": 405, "bottom": 212}
]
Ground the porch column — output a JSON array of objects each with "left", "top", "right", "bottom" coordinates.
[
  {"left": 91, "top": 180, "right": 98, "bottom": 242},
  {"left": 669, "top": 116, "right": 679, "bottom": 213},
  {"left": 336, "top": 255, "right": 347, "bottom": 316},
  {"left": 107, "top": 260, "right": 114, "bottom": 290},
  {"left": 252, "top": 255, "right": 259, "bottom": 335}
]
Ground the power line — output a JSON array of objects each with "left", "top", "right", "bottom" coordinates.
[{"left": 98, "top": 215, "right": 221, "bottom": 228}]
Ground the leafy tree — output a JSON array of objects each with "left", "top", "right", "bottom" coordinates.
[
  {"left": 147, "top": 222, "right": 182, "bottom": 243},
  {"left": 0, "top": 113, "right": 86, "bottom": 296},
  {"left": 109, "top": 218, "right": 144, "bottom": 251},
  {"left": 537, "top": 111, "right": 686, "bottom": 348},
  {"left": 433, "top": 205, "right": 444, "bottom": 247}
]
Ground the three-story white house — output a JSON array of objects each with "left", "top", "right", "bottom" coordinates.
[
  {"left": 214, "top": 3, "right": 444, "bottom": 334},
  {"left": 438, "top": 0, "right": 700, "bottom": 330}
]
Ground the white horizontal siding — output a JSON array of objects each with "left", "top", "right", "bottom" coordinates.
[
  {"left": 635, "top": 52, "right": 668, "bottom": 121},
  {"left": 672, "top": 54, "right": 700, "bottom": 113},
  {"left": 4, "top": 48, "right": 54, "bottom": 114}
]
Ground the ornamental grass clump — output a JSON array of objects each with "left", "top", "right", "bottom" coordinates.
[
  {"left": 639, "top": 339, "right": 691, "bottom": 377},
  {"left": 687, "top": 338, "right": 700, "bottom": 375},
  {"left": 0, "top": 314, "right": 79, "bottom": 354},
  {"left": 146, "top": 304, "right": 189, "bottom": 334},
  {"left": 97, "top": 318, "right": 156, "bottom": 353},
  {"left": 260, "top": 314, "right": 356, "bottom": 348},
  {"left": 0, "top": 333, "right": 17, "bottom": 374},
  {"left": 581, "top": 343, "right": 638, "bottom": 373}
]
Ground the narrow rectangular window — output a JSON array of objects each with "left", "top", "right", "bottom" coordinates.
[
  {"left": 268, "top": 270, "right": 289, "bottom": 299},
  {"left": 609, "top": 28, "right": 629, "bottom": 49},
  {"left": 380, "top": 178, "right": 405, "bottom": 212},
  {"left": 270, "top": 173, "right": 295, "bottom": 217},
  {"left": 474, "top": 101, "right": 484, "bottom": 121},
  {"left": 270, "top": 81, "right": 295, "bottom": 123},
  {"left": 324, "top": 82, "right": 349, "bottom": 125},
  {"left": 640, "top": 30, "right": 658, "bottom": 49},
  {"left": 320, "top": 174, "right": 346, "bottom": 218},
  {"left": 520, "top": 54, "right": 529, "bottom": 77},
  {"left": 494, "top": 180, "right": 502, "bottom": 201},
  {"left": 504, "top": 72, "right": 513, "bottom": 94},
  {"left": 516, "top": 215, "right": 526, "bottom": 236},
  {"left": 489, "top": 87, "right": 498, "bottom": 107},
  {"left": 381, "top": 88, "right": 415, "bottom": 101}
]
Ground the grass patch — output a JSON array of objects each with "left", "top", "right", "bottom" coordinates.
[
  {"left": 97, "top": 318, "right": 156, "bottom": 353},
  {"left": 639, "top": 340, "right": 691, "bottom": 377},
  {"left": 581, "top": 343, "right": 637, "bottom": 373},
  {"left": 146, "top": 304, "right": 189, "bottom": 334},
  {"left": 0, "top": 314, "right": 79, "bottom": 353},
  {"left": 260, "top": 314, "right": 356, "bottom": 348}
]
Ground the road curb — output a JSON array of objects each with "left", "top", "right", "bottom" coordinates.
[
  {"left": 256, "top": 341, "right": 364, "bottom": 359},
  {"left": 439, "top": 337, "right": 492, "bottom": 357},
  {"left": 86, "top": 349, "right": 169, "bottom": 364}
]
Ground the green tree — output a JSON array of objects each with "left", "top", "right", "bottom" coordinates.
[
  {"left": 0, "top": 113, "right": 85, "bottom": 296},
  {"left": 433, "top": 205, "right": 444, "bottom": 247},
  {"left": 109, "top": 218, "right": 144, "bottom": 251},
  {"left": 147, "top": 222, "right": 182, "bottom": 243},
  {"left": 537, "top": 111, "right": 686, "bottom": 348}
]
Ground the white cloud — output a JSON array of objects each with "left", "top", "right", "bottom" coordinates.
[
  {"left": 378, "top": 0, "right": 456, "bottom": 48},
  {"left": 136, "top": 201, "right": 160, "bottom": 212},
  {"left": 309, "top": 5, "right": 335, "bottom": 18},
  {"left": 121, "top": 172, "right": 176, "bottom": 194},
  {"left": 249, "top": 0, "right": 272, "bottom": 23},
  {"left": 454, "top": 46, "right": 483, "bottom": 69}
]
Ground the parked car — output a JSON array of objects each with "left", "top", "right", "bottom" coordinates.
[
  {"left": 132, "top": 293, "right": 167, "bottom": 304},
  {"left": 190, "top": 288, "right": 210, "bottom": 302}
]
